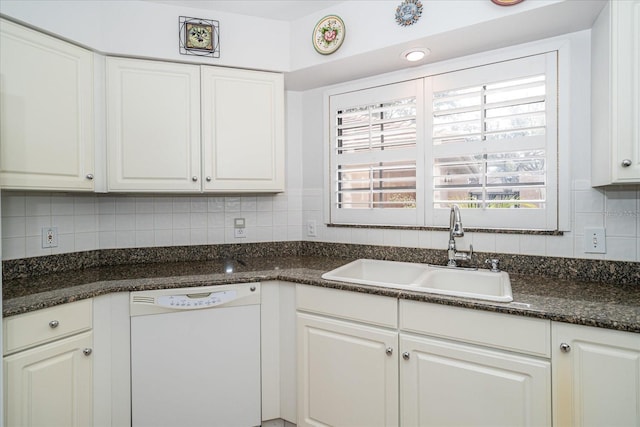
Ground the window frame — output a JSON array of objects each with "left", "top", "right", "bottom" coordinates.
[{"left": 323, "top": 38, "right": 573, "bottom": 232}]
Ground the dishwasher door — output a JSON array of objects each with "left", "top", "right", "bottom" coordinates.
[{"left": 130, "top": 283, "right": 261, "bottom": 427}]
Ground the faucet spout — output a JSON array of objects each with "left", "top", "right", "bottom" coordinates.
[{"left": 447, "top": 204, "right": 472, "bottom": 267}]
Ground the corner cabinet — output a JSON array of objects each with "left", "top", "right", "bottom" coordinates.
[
  {"left": 552, "top": 322, "right": 640, "bottom": 426},
  {"left": 591, "top": 0, "right": 640, "bottom": 185},
  {"left": 106, "top": 57, "right": 284, "bottom": 193},
  {"left": 0, "top": 18, "right": 95, "bottom": 191},
  {"left": 3, "top": 300, "right": 94, "bottom": 427}
]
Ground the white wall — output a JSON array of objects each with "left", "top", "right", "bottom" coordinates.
[
  {"left": 0, "top": 0, "right": 290, "bottom": 71},
  {"left": 299, "top": 30, "right": 640, "bottom": 263}
]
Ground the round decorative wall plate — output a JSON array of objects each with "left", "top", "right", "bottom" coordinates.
[
  {"left": 312, "top": 15, "right": 345, "bottom": 55},
  {"left": 491, "top": 0, "right": 524, "bottom": 5},
  {"left": 395, "top": 0, "right": 423, "bottom": 26}
]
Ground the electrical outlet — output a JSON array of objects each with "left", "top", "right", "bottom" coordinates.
[
  {"left": 584, "top": 227, "right": 606, "bottom": 253},
  {"left": 306, "top": 220, "right": 317, "bottom": 237},
  {"left": 234, "top": 218, "right": 246, "bottom": 238},
  {"left": 42, "top": 227, "right": 58, "bottom": 248}
]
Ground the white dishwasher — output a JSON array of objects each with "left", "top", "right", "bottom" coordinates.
[{"left": 130, "top": 282, "right": 261, "bottom": 427}]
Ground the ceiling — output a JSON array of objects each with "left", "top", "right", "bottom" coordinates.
[{"left": 143, "top": 0, "right": 344, "bottom": 21}]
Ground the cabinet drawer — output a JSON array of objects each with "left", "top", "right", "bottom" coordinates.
[
  {"left": 296, "top": 285, "right": 397, "bottom": 328},
  {"left": 400, "top": 300, "right": 550, "bottom": 357},
  {"left": 3, "top": 299, "right": 92, "bottom": 355}
]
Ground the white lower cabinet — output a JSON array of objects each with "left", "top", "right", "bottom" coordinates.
[
  {"left": 298, "top": 312, "right": 399, "bottom": 427},
  {"left": 552, "top": 322, "right": 640, "bottom": 426},
  {"left": 296, "top": 285, "right": 552, "bottom": 427},
  {"left": 400, "top": 334, "right": 550, "bottom": 426},
  {"left": 3, "top": 300, "right": 94, "bottom": 427},
  {"left": 297, "top": 284, "right": 399, "bottom": 427}
]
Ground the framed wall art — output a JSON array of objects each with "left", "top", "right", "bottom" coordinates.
[{"left": 179, "top": 16, "right": 220, "bottom": 58}]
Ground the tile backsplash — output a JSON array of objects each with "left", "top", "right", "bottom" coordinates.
[
  {"left": 1, "top": 191, "right": 302, "bottom": 260},
  {"left": 2, "top": 181, "right": 640, "bottom": 263}
]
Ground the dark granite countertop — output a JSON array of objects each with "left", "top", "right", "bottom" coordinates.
[{"left": 3, "top": 256, "right": 640, "bottom": 333}]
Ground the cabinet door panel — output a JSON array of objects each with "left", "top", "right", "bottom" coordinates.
[
  {"left": 106, "top": 57, "right": 201, "bottom": 191},
  {"left": 297, "top": 313, "right": 398, "bottom": 427},
  {"left": 202, "top": 67, "right": 284, "bottom": 192},
  {"left": 400, "top": 334, "right": 551, "bottom": 427},
  {"left": 0, "top": 19, "right": 94, "bottom": 191},
  {"left": 4, "top": 331, "right": 93, "bottom": 427},
  {"left": 553, "top": 322, "right": 640, "bottom": 426}
]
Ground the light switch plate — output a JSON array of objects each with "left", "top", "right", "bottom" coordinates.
[{"left": 584, "top": 227, "right": 606, "bottom": 253}]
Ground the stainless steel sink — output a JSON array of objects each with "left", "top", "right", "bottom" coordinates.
[{"left": 321, "top": 259, "right": 513, "bottom": 302}]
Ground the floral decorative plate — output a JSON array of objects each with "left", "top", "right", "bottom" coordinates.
[
  {"left": 312, "top": 15, "right": 345, "bottom": 55},
  {"left": 395, "top": 0, "right": 423, "bottom": 26},
  {"left": 491, "top": 0, "right": 524, "bottom": 5}
]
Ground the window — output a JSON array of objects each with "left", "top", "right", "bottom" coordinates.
[{"left": 329, "top": 52, "right": 558, "bottom": 230}]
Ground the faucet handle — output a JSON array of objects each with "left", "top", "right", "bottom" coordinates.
[{"left": 485, "top": 258, "right": 500, "bottom": 272}]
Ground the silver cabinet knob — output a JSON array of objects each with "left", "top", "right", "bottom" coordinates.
[
  {"left": 560, "top": 343, "right": 571, "bottom": 353},
  {"left": 622, "top": 159, "right": 632, "bottom": 167},
  {"left": 192, "top": 176, "right": 198, "bottom": 182},
  {"left": 49, "top": 320, "right": 59, "bottom": 328},
  {"left": 82, "top": 348, "right": 93, "bottom": 356},
  {"left": 250, "top": 285, "right": 256, "bottom": 292},
  {"left": 386, "top": 347, "right": 393, "bottom": 356},
  {"left": 206, "top": 176, "right": 212, "bottom": 182},
  {"left": 402, "top": 351, "right": 410, "bottom": 360},
  {"left": 86, "top": 173, "right": 94, "bottom": 180}
]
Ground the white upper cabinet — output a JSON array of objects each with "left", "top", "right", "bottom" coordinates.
[
  {"left": 201, "top": 67, "right": 285, "bottom": 192},
  {"left": 106, "top": 57, "right": 201, "bottom": 192},
  {"left": 0, "top": 18, "right": 95, "bottom": 191},
  {"left": 106, "top": 57, "right": 285, "bottom": 193},
  {"left": 591, "top": 0, "right": 640, "bottom": 185}
]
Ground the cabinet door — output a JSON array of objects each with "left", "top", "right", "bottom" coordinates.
[
  {"left": 297, "top": 312, "right": 398, "bottom": 427},
  {"left": 106, "top": 57, "right": 201, "bottom": 192},
  {"left": 552, "top": 322, "right": 640, "bottom": 427},
  {"left": 0, "top": 19, "right": 94, "bottom": 191},
  {"left": 400, "top": 333, "right": 551, "bottom": 427},
  {"left": 591, "top": 0, "right": 640, "bottom": 185},
  {"left": 4, "top": 331, "right": 93, "bottom": 427},
  {"left": 201, "top": 67, "right": 284, "bottom": 192}
]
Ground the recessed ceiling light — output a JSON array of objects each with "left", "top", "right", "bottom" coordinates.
[{"left": 402, "top": 48, "right": 430, "bottom": 62}]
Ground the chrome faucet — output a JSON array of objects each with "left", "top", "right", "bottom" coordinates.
[{"left": 447, "top": 204, "right": 473, "bottom": 267}]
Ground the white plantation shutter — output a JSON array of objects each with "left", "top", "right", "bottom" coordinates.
[
  {"left": 427, "top": 53, "right": 558, "bottom": 230},
  {"left": 327, "top": 52, "right": 558, "bottom": 230},
  {"left": 330, "top": 80, "right": 424, "bottom": 225}
]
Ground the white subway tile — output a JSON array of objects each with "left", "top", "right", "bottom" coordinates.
[
  {"left": 241, "top": 197, "right": 257, "bottom": 212},
  {"left": 519, "top": 235, "right": 546, "bottom": 256},
  {"left": 190, "top": 197, "right": 207, "bottom": 213},
  {"left": 2, "top": 237, "right": 26, "bottom": 259},
  {"left": 75, "top": 232, "right": 97, "bottom": 252},
  {"left": 25, "top": 195, "right": 51, "bottom": 216},
  {"left": 115, "top": 231, "right": 136, "bottom": 248},
  {"left": 115, "top": 214, "right": 136, "bottom": 231},
  {"left": 190, "top": 228, "right": 208, "bottom": 245},
  {"left": 574, "top": 189, "right": 605, "bottom": 213},
  {"left": 605, "top": 237, "right": 637, "bottom": 262},
  {"left": 3, "top": 217, "right": 25, "bottom": 239},
  {"left": 190, "top": 212, "right": 207, "bottom": 229},
  {"left": 154, "top": 230, "right": 173, "bottom": 247},
  {"left": 51, "top": 195, "right": 74, "bottom": 215},
  {"left": 400, "top": 230, "right": 419, "bottom": 248},
  {"left": 495, "top": 234, "right": 520, "bottom": 255},
  {"left": 2, "top": 193, "right": 26, "bottom": 217},
  {"left": 98, "top": 231, "right": 117, "bottom": 249},
  {"left": 256, "top": 211, "right": 273, "bottom": 227},
  {"left": 153, "top": 197, "right": 173, "bottom": 213},
  {"left": 225, "top": 197, "right": 241, "bottom": 212},
  {"left": 53, "top": 215, "right": 76, "bottom": 234},
  {"left": 545, "top": 235, "right": 574, "bottom": 258},
  {"left": 172, "top": 197, "right": 191, "bottom": 213},
  {"left": 52, "top": 233, "right": 75, "bottom": 255},
  {"left": 207, "top": 212, "right": 225, "bottom": 228},
  {"left": 74, "top": 215, "right": 97, "bottom": 233},
  {"left": 172, "top": 229, "right": 190, "bottom": 245},
  {"left": 73, "top": 196, "right": 96, "bottom": 215},
  {"left": 207, "top": 228, "right": 225, "bottom": 244},
  {"left": 97, "top": 197, "right": 116, "bottom": 214},
  {"left": 135, "top": 230, "right": 155, "bottom": 247},
  {"left": 135, "top": 197, "right": 155, "bottom": 214},
  {"left": 115, "top": 198, "right": 136, "bottom": 214},
  {"left": 25, "top": 216, "right": 51, "bottom": 236},
  {"left": 98, "top": 214, "right": 116, "bottom": 232},
  {"left": 154, "top": 213, "right": 172, "bottom": 230},
  {"left": 26, "top": 236, "right": 50, "bottom": 258},
  {"left": 172, "top": 213, "right": 190, "bottom": 229},
  {"left": 472, "top": 233, "right": 496, "bottom": 253},
  {"left": 256, "top": 196, "right": 273, "bottom": 212},
  {"left": 135, "top": 213, "right": 155, "bottom": 231},
  {"left": 207, "top": 197, "right": 225, "bottom": 212}
]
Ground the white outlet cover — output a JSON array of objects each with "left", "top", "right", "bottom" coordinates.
[{"left": 234, "top": 228, "right": 247, "bottom": 238}]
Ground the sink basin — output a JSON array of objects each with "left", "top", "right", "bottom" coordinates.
[
  {"left": 321, "top": 259, "right": 512, "bottom": 302},
  {"left": 413, "top": 267, "right": 513, "bottom": 302},
  {"left": 321, "top": 259, "right": 429, "bottom": 286}
]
